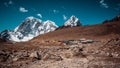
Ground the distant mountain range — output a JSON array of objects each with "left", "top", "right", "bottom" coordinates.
[
  {"left": 30, "top": 14, "right": 120, "bottom": 43},
  {"left": 1, "top": 14, "right": 120, "bottom": 42},
  {"left": 0, "top": 15, "right": 81, "bottom": 42}
]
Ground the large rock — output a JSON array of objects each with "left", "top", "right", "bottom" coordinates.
[{"left": 29, "top": 51, "right": 41, "bottom": 60}]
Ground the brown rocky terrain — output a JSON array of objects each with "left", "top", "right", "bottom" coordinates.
[{"left": 0, "top": 16, "right": 120, "bottom": 68}]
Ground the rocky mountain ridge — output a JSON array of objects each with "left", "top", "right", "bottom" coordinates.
[{"left": 0, "top": 15, "right": 81, "bottom": 42}]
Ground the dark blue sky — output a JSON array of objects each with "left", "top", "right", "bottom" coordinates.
[{"left": 0, "top": 0, "right": 120, "bottom": 32}]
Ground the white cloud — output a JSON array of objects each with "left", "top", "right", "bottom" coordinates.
[
  {"left": 63, "top": 15, "right": 67, "bottom": 20},
  {"left": 19, "top": 7, "right": 28, "bottom": 12},
  {"left": 114, "top": 4, "right": 120, "bottom": 11},
  {"left": 37, "top": 14, "right": 42, "bottom": 18},
  {"left": 4, "top": 0, "right": 13, "bottom": 7},
  {"left": 53, "top": 9, "right": 59, "bottom": 13},
  {"left": 4, "top": 3, "right": 8, "bottom": 7},
  {"left": 8, "top": 0, "right": 13, "bottom": 5},
  {"left": 99, "top": 0, "right": 109, "bottom": 8}
]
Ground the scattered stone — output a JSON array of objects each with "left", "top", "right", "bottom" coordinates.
[
  {"left": 105, "top": 38, "right": 120, "bottom": 46},
  {"left": 29, "top": 51, "right": 41, "bottom": 60},
  {"left": 64, "top": 52, "right": 72, "bottom": 58},
  {"left": 15, "top": 51, "right": 29, "bottom": 58},
  {"left": 42, "top": 53, "right": 50, "bottom": 60},
  {"left": 50, "top": 55, "right": 63, "bottom": 61},
  {"left": 13, "top": 57, "right": 19, "bottom": 62},
  {"left": 69, "top": 46, "right": 83, "bottom": 56},
  {"left": 81, "top": 58, "right": 89, "bottom": 63},
  {"left": 111, "top": 53, "right": 119, "bottom": 57},
  {"left": 43, "top": 53, "right": 62, "bottom": 61},
  {"left": 95, "top": 50, "right": 99, "bottom": 54},
  {"left": 106, "top": 52, "right": 110, "bottom": 56},
  {"left": 0, "top": 50, "right": 7, "bottom": 55},
  {"left": 86, "top": 55, "right": 94, "bottom": 61}
]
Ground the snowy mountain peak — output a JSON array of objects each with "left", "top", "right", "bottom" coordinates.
[
  {"left": 64, "top": 15, "right": 81, "bottom": 27},
  {"left": 15, "top": 16, "right": 42, "bottom": 32},
  {"left": 44, "top": 20, "right": 54, "bottom": 24},
  {"left": 71, "top": 15, "right": 76, "bottom": 19},
  {"left": 43, "top": 20, "right": 58, "bottom": 33},
  {"left": 0, "top": 16, "right": 58, "bottom": 42},
  {"left": 25, "top": 16, "right": 42, "bottom": 22},
  {"left": 0, "top": 15, "right": 81, "bottom": 42},
  {"left": 27, "top": 16, "right": 34, "bottom": 20},
  {"left": 44, "top": 20, "right": 58, "bottom": 28}
]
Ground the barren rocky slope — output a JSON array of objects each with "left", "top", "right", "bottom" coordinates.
[{"left": 0, "top": 16, "right": 120, "bottom": 68}]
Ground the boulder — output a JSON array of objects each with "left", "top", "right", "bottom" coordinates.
[
  {"left": 12, "top": 57, "right": 19, "bottom": 62},
  {"left": 69, "top": 46, "right": 83, "bottom": 56},
  {"left": 29, "top": 51, "right": 41, "bottom": 60}
]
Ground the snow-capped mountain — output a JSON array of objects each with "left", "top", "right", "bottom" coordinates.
[
  {"left": 0, "top": 16, "right": 58, "bottom": 42},
  {"left": 0, "top": 15, "right": 81, "bottom": 42},
  {"left": 64, "top": 15, "right": 81, "bottom": 27},
  {"left": 43, "top": 20, "right": 58, "bottom": 33}
]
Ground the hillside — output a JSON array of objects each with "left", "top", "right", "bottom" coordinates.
[
  {"left": 30, "top": 21, "right": 120, "bottom": 44},
  {"left": 0, "top": 16, "right": 120, "bottom": 68}
]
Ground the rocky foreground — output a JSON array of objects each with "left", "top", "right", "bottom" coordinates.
[
  {"left": 0, "top": 15, "right": 120, "bottom": 68},
  {"left": 0, "top": 37, "right": 120, "bottom": 68}
]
